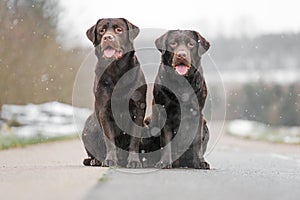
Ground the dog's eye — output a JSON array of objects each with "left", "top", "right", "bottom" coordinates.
[
  {"left": 99, "top": 29, "right": 106, "bottom": 35},
  {"left": 169, "top": 42, "right": 177, "bottom": 48},
  {"left": 115, "top": 27, "right": 123, "bottom": 34},
  {"left": 188, "top": 42, "right": 195, "bottom": 48}
]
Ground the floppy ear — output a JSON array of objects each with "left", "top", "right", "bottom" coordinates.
[
  {"left": 86, "top": 19, "right": 103, "bottom": 46},
  {"left": 193, "top": 31, "right": 210, "bottom": 56},
  {"left": 86, "top": 24, "right": 96, "bottom": 43},
  {"left": 155, "top": 32, "right": 169, "bottom": 53},
  {"left": 121, "top": 18, "right": 140, "bottom": 42}
]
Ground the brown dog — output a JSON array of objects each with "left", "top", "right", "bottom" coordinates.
[
  {"left": 82, "top": 18, "right": 147, "bottom": 168},
  {"left": 151, "top": 30, "right": 210, "bottom": 169}
]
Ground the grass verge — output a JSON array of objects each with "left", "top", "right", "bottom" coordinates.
[
  {"left": 0, "top": 134, "right": 78, "bottom": 150},
  {"left": 98, "top": 173, "right": 111, "bottom": 182}
]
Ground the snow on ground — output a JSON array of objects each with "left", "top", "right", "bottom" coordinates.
[
  {"left": 0, "top": 102, "right": 92, "bottom": 138},
  {"left": 205, "top": 69, "right": 300, "bottom": 84},
  {"left": 1, "top": 102, "right": 299, "bottom": 145},
  {"left": 226, "top": 120, "right": 300, "bottom": 144}
]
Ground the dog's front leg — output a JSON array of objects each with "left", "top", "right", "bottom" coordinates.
[
  {"left": 100, "top": 114, "right": 118, "bottom": 167},
  {"left": 193, "top": 116, "right": 210, "bottom": 169},
  {"left": 127, "top": 131, "right": 142, "bottom": 168},
  {"left": 155, "top": 126, "right": 172, "bottom": 169},
  {"left": 127, "top": 108, "right": 144, "bottom": 168}
]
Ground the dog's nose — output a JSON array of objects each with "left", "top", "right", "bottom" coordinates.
[
  {"left": 103, "top": 34, "right": 114, "bottom": 41},
  {"left": 177, "top": 51, "right": 187, "bottom": 59}
]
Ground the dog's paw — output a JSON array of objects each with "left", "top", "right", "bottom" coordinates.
[
  {"left": 194, "top": 160, "right": 210, "bottom": 170},
  {"left": 127, "top": 160, "right": 142, "bottom": 168},
  {"left": 90, "top": 158, "right": 102, "bottom": 166},
  {"left": 83, "top": 158, "right": 92, "bottom": 166},
  {"left": 83, "top": 158, "right": 102, "bottom": 166},
  {"left": 155, "top": 160, "right": 172, "bottom": 169},
  {"left": 102, "top": 159, "right": 118, "bottom": 167}
]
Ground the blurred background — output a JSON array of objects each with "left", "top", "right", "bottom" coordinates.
[{"left": 0, "top": 0, "right": 300, "bottom": 148}]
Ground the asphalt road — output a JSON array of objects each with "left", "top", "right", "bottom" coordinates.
[
  {"left": 0, "top": 139, "right": 107, "bottom": 200},
  {"left": 0, "top": 133, "right": 299, "bottom": 200},
  {"left": 85, "top": 146, "right": 300, "bottom": 200}
]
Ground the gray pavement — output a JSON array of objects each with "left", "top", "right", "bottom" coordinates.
[
  {"left": 85, "top": 146, "right": 300, "bottom": 200},
  {"left": 1, "top": 134, "right": 299, "bottom": 200},
  {"left": 0, "top": 139, "right": 107, "bottom": 200}
]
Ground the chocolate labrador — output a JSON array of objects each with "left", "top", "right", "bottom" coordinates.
[
  {"left": 82, "top": 18, "right": 147, "bottom": 168},
  {"left": 151, "top": 30, "right": 210, "bottom": 169}
]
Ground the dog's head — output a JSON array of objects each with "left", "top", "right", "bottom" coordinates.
[
  {"left": 86, "top": 18, "right": 139, "bottom": 60},
  {"left": 155, "top": 30, "right": 210, "bottom": 76}
]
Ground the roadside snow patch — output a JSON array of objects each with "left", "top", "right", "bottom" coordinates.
[
  {"left": 0, "top": 102, "right": 91, "bottom": 138},
  {"left": 226, "top": 120, "right": 300, "bottom": 144}
]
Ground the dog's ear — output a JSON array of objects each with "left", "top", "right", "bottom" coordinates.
[
  {"left": 86, "top": 24, "right": 96, "bottom": 43},
  {"left": 121, "top": 18, "right": 140, "bottom": 42},
  {"left": 86, "top": 19, "right": 103, "bottom": 46},
  {"left": 193, "top": 31, "right": 210, "bottom": 56},
  {"left": 155, "top": 32, "right": 169, "bottom": 53}
]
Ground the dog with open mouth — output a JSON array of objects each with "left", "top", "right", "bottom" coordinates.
[
  {"left": 81, "top": 18, "right": 147, "bottom": 168},
  {"left": 151, "top": 30, "right": 210, "bottom": 169}
]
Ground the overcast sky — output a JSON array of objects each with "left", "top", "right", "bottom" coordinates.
[{"left": 57, "top": 0, "right": 300, "bottom": 48}]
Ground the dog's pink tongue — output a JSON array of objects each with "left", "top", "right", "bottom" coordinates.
[
  {"left": 175, "top": 65, "right": 188, "bottom": 75},
  {"left": 104, "top": 48, "right": 116, "bottom": 58}
]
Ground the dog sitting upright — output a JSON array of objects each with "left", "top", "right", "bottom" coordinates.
[
  {"left": 82, "top": 18, "right": 147, "bottom": 168},
  {"left": 151, "top": 30, "right": 210, "bottom": 169}
]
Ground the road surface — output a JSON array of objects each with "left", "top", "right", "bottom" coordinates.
[
  {"left": 0, "top": 139, "right": 107, "bottom": 199},
  {"left": 0, "top": 133, "right": 299, "bottom": 200}
]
